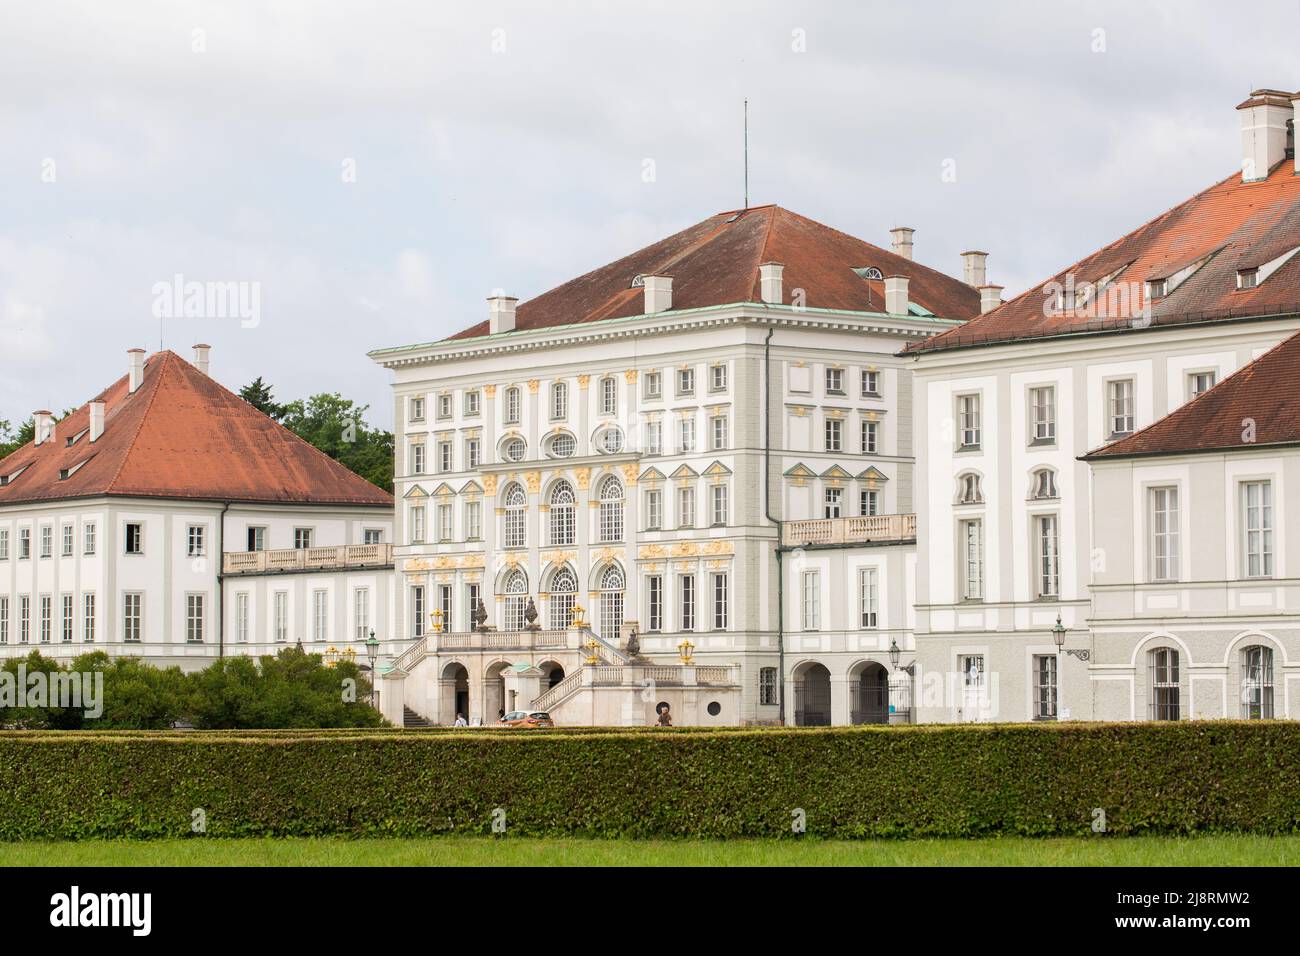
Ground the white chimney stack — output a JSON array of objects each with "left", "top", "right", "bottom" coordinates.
[
  {"left": 487, "top": 294, "right": 518, "bottom": 335},
  {"left": 759, "top": 262, "right": 785, "bottom": 304},
  {"left": 884, "top": 275, "right": 910, "bottom": 315},
  {"left": 643, "top": 274, "right": 673, "bottom": 313},
  {"left": 192, "top": 343, "right": 211, "bottom": 376},
  {"left": 1237, "top": 89, "right": 1293, "bottom": 182},
  {"left": 978, "top": 284, "right": 1004, "bottom": 315},
  {"left": 89, "top": 401, "right": 105, "bottom": 442},
  {"left": 961, "top": 251, "right": 989, "bottom": 288},
  {"left": 889, "top": 227, "right": 915, "bottom": 261},
  {"left": 128, "top": 348, "right": 145, "bottom": 393},
  {"left": 32, "top": 410, "right": 54, "bottom": 446}
]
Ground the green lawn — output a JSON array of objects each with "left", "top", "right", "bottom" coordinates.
[{"left": 3, "top": 834, "right": 1298, "bottom": 867}]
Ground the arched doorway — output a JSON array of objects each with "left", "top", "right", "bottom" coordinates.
[
  {"left": 539, "top": 660, "right": 566, "bottom": 690},
  {"left": 794, "top": 663, "right": 831, "bottom": 726},
  {"left": 440, "top": 662, "right": 469, "bottom": 725},
  {"left": 484, "top": 660, "right": 513, "bottom": 720},
  {"left": 850, "top": 662, "right": 889, "bottom": 724}
]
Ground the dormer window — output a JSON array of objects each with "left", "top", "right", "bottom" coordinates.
[
  {"left": 1237, "top": 268, "right": 1259, "bottom": 290},
  {"left": 1147, "top": 278, "right": 1167, "bottom": 299}
]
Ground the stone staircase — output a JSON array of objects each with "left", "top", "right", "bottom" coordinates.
[{"left": 402, "top": 705, "right": 432, "bottom": 728}]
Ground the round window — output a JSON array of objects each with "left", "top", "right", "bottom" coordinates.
[
  {"left": 549, "top": 434, "right": 576, "bottom": 458},
  {"left": 600, "top": 429, "right": 624, "bottom": 453},
  {"left": 504, "top": 438, "right": 526, "bottom": 462},
  {"left": 706, "top": 701, "right": 721, "bottom": 717}
]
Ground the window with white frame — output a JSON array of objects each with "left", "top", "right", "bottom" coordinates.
[
  {"left": 184, "top": 594, "right": 204, "bottom": 642},
  {"left": 598, "top": 427, "right": 624, "bottom": 453},
  {"left": 957, "top": 472, "right": 983, "bottom": 504},
  {"left": 504, "top": 386, "right": 521, "bottom": 424},
  {"left": 710, "top": 484, "right": 728, "bottom": 526},
  {"left": 551, "top": 381, "right": 568, "bottom": 419},
  {"left": 1108, "top": 379, "right": 1134, "bottom": 437},
  {"left": 502, "top": 436, "right": 526, "bottom": 462},
  {"left": 858, "top": 568, "right": 879, "bottom": 628},
  {"left": 411, "top": 585, "right": 425, "bottom": 637},
  {"left": 0, "top": 528, "right": 8, "bottom": 560},
  {"left": 1029, "top": 386, "right": 1056, "bottom": 443},
  {"left": 710, "top": 414, "right": 728, "bottom": 450},
  {"left": 83, "top": 523, "right": 96, "bottom": 555},
  {"left": 824, "top": 487, "right": 842, "bottom": 518},
  {"left": 801, "top": 571, "right": 820, "bottom": 630},
  {"left": 409, "top": 396, "right": 425, "bottom": 421},
  {"left": 1033, "top": 655, "right": 1057, "bottom": 719},
  {"left": 311, "top": 590, "right": 327, "bottom": 642},
  {"left": 712, "top": 572, "right": 728, "bottom": 629},
  {"left": 61, "top": 524, "right": 73, "bottom": 557},
  {"left": 861, "top": 419, "right": 879, "bottom": 454},
  {"left": 123, "top": 592, "right": 142, "bottom": 642},
  {"left": 677, "top": 486, "right": 695, "bottom": 528},
  {"left": 503, "top": 482, "right": 527, "bottom": 548},
  {"left": 759, "top": 667, "right": 778, "bottom": 705},
  {"left": 19, "top": 527, "right": 30, "bottom": 559},
  {"left": 957, "top": 394, "right": 981, "bottom": 448},
  {"left": 860, "top": 489, "right": 879, "bottom": 516},
  {"left": 274, "top": 592, "right": 288, "bottom": 642},
  {"left": 824, "top": 418, "right": 843, "bottom": 452},
  {"left": 1, "top": 596, "right": 9, "bottom": 644},
  {"left": 644, "top": 371, "right": 662, "bottom": 399},
  {"left": 187, "top": 524, "right": 205, "bottom": 557},
  {"left": 61, "top": 593, "right": 73, "bottom": 642},
  {"left": 710, "top": 364, "right": 727, "bottom": 391},
  {"left": 861, "top": 369, "right": 880, "bottom": 396},
  {"left": 547, "top": 433, "right": 575, "bottom": 458},
  {"left": 437, "top": 585, "right": 452, "bottom": 631},
  {"left": 1240, "top": 645, "right": 1274, "bottom": 719},
  {"left": 678, "top": 417, "right": 696, "bottom": 453},
  {"left": 438, "top": 503, "right": 453, "bottom": 542},
  {"left": 1149, "top": 647, "right": 1180, "bottom": 720},
  {"left": 1150, "top": 486, "right": 1180, "bottom": 581},
  {"left": 83, "top": 593, "right": 95, "bottom": 642},
  {"left": 1187, "top": 370, "right": 1216, "bottom": 400},
  {"left": 411, "top": 504, "right": 426, "bottom": 543},
  {"left": 247, "top": 526, "right": 265, "bottom": 552},
  {"left": 294, "top": 527, "right": 313, "bottom": 549},
  {"left": 598, "top": 476, "right": 624, "bottom": 542},
  {"left": 600, "top": 376, "right": 617, "bottom": 416},
  {"left": 961, "top": 518, "right": 984, "bottom": 601},
  {"left": 600, "top": 565, "right": 625, "bottom": 638},
  {"left": 825, "top": 367, "right": 845, "bottom": 395},
  {"left": 19, "top": 596, "right": 29, "bottom": 643},
  {"left": 678, "top": 573, "right": 696, "bottom": 631},
  {"left": 39, "top": 526, "right": 51, "bottom": 558},
  {"left": 363, "top": 528, "right": 383, "bottom": 545},
  {"left": 676, "top": 368, "right": 695, "bottom": 396},
  {"left": 549, "top": 481, "right": 575, "bottom": 545},
  {"left": 438, "top": 441, "right": 453, "bottom": 473},
  {"left": 646, "top": 574, "right": 663, "bottom": 631},
  {"left": 410, "top": 443, "right": 426, "bottom": 475},
  {"left": 1030, "top": 468, "right": 1058, "bottom": 500},
  {"left": 235, "top": 592, "right": 250, "bottom": 643},
  {"left": 354, "top": 587, "right": 369, "bottom": 641},
  {"left": 645, "top": 488, "right": 663, "bottom": 530},
  {"left": 124, "top": 523, "right": 144, "bottom": 555},
  {"left": 549, "top": 567, "right": 576, "bottom": 630},
  {"left": 1035, "top": 514, "right": 1060, "bottom": 598},
  {"left": 436, "top": 394, "right": 452, "bottom": 419},
  {"left": 466, "top": 437, "right": 482, "bottom": 469},
  {"left": 465, "top": 500, "right": 482, "bottom": 540},
  {"left": 1241, "top": 480, "right": 1273, "bottom": 578},
  {"left": 464, "top": 390, "right": 481, "bottom": 416},
  {"left": 646, "top": 421, "right": 663, "bottom": 455}
]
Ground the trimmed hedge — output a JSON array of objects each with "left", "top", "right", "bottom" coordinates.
[{"left": 2, "top": 722, "right": 1298, "bottom": 840}]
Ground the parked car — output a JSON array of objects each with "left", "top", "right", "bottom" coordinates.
[{"left": 498, "top": 711, "right": 554, "bottom": 728}]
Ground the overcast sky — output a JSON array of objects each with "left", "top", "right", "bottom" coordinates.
[{"left": 2, "top": 0, "right": 1296, "bottom": 430}]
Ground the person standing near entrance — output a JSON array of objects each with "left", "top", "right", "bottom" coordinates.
[
  {"left": 453, "top": 713, "right": 468, "bottom": 727},
  {"left": 656, "top": 703, "right": 672, "bottom": 727}
]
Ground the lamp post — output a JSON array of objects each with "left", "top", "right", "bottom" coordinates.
[
  {"left": 365, "top": 629, "right": 381, "bottom": 712},
  {"left": 1051, "top": 614, "right": 1066, "bottom": 720},
  {"left": 888, "top": 638, "right": 901, "bottom": 671}
]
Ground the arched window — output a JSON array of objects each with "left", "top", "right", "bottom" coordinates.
[
  {"left": 957, "top": 472, "right": 983, "bottom": 504},
  {"left": 1241, "top": 645, "right": 1274, "bottom": 719},
  {"left": 1149, "top": 647, "right": 1180, "bottom": 721},
  {"left": 1030, "top": 468, "right": 1058, "bottom": 500},
  {"left": 551, "top": 381, "right": 568, "bottom": 420},
  {"left": 502, "top": 569, "right": 528, "bottom": 632},
  {"left": 503, "top": 482, "right": 527, "bottom": 549},
  {"left": 549, "top": 481, "right": 575, "bottom": 546},
  {"left": 599, "top": 564, "right": 625, "bottom": 639},
  {"left": 549, "top": 567, "right": 577, "bottom": 630},
  {"left": 504, "top": 386, "right": 521, "bottom": 424},
  {"left": 598, "top": 476, "right": 624, "bottom": 542}
]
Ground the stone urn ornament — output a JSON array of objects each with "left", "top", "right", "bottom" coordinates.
[
  {"left": 524, "top": 596, "right": 541, "bottom": 630},
  {"left": 472, "top": 598, "right": 488, "bottom": 631}
]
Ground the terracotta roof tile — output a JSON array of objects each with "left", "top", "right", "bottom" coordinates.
[
  {"left": 910, "top": 159, "right": 1300, "bottom": 353},
  {"left": 447, "top": 205, "right": 980, "bottom": 340},
  {"left": 0, "top": 352, "right": 392, "bottom": 507},
  {"left": 1084, "top": 329, "right": 1300, "bottom": 459}
]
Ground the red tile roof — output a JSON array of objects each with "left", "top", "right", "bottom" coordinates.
[
  {"left": 909, "top": 157, "right": 1300, "bottom": 353},
  {"left": 0, "top": 351, "right": 393, "bottom": 507},
  {"left": 1084, "top": 330, "right": 1300, "bottom": 460},
  {"left": 447, "top": 205, "right": 980, "bottom": 340}
]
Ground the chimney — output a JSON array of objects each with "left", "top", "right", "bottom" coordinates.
[
  {"left": 128, "top": 348, "right": 145, "bottom": 393},
  {"left": 978, "top": 284, "right": 1004, "bottom": 314},
  {"left": 759, "top": 262, "right": 785, "bottom": 304},
  {"left": 643, "top": 274, "right": 673, "bottom": 313},
  {"left": 487, "top": 294, "right": 518, "bottom": 335},
  {"left": 32, "top": 410, "right": 54, "bottom": 446},
  {"left": 1237, "top": 89, "right": 1293, "bottom": 182},
  {"left": 192, "top": 343, "right": 211, "bottom": 375},
  {"left": 961, "top": 251, "right": 989, "bottom": 288},
  {"left": 884, "top": 275, "right": 910, "bottom": 315},
  {"left": 89, "top": 401, "right": 105, "bottom": 442},
  {"left": 889, "top": 227, "right": 915, "bottom": 261},
  {"left": 1293, "top": 93, "right": 1300, "bottom": 174}
]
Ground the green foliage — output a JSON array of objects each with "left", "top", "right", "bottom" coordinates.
[
  {"left": 0, "top": 408, "right": 74, "bottom": 462},
  {"left": 238, "top": 376, "right": 284, "bottom": 421},
  {"left": 0, "top": 722, "right": 1297, "bottom": 840},
  {"left": 0, "top": 648, "right": 381, "bottom": 732}
]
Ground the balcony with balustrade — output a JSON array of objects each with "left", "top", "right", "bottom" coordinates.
[
  {"left": 780, "top": 513, "right": 916, "bottom": 548},
  {"left": 222, "top": 543, "right": 394, "bottom": 575}
]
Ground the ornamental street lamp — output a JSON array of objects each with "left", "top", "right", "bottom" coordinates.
[
  {"left": 888, "top": 638, "right": 901, "bottom": 671},
  {"left": 1052, "top": 614, "right": 1066, "bottom": 720},
  {"left": 365, "top": 629, "right": 381, "bottom": 712}
]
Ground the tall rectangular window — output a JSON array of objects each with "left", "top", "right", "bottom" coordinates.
[
  {"left": 646, "top": 421, "right": 663, "bottom": 455},
  {"left": 679, "top": 575, "right": 696, "bottom": 631},
  {"left": 1150, "top": 647, "right": 1180, "bottom": 720},
  {"left": 861, "top": 419, "right": 879, "bottom": 454},
  {"left": 438, "top": 442, "right": 453, "bottom": 472},
  {"left": 411, "top": 443, "right": 426, "bottom": 475},
  {"left": 710, "top": 484, "right": 728, "bottom": 526},
  {"left": 83, "top": 523, "right": 96, "bottom": 555},
  {"left": 825, "top": 367, "right": 845, "bottom": 395},
  {"left": 801, "top": 571, "right": 820, "bottom": 630},
  {"left": 1108, "top": 379, "right": 1134, "bottom": 437},
  {"left": 645, "top": 489, "right": 663, "bottom": 530},
  {"left": 0, "top": 596, "right": 8, "bottom": 644},
  {"left": 759, "top": 667, "right": 778, "bottom": 705},
  {"left": 354, "top": 587, "right": 370, "bottom": 641},
  {"left": 186, "top": 594, "right": 204, "bottom": 642},
  {"left": 39, "top": 526, "right": 51, "bottom": 558},
  {"left": 712, "top": 573, "right": 728, "bottom": 630},
  {"left": 958, "top": 394, "right": 981, "bottom": 448},
  {"left": 676, "top": 368, "right": 695, "bottom": 396},
  {"left": 858, "top": 568, "right": 878, "bottom": 628},
  {"left": 19, "top": 528, "right": 30, "bottom": 559},
  {"left": 411, "top": 505, "right": 426, "bottom": 543},
  {"left": 466, "top": 437, "right": 481, "bottom": 469},
  {"left": 1150, "top": 486, "right": 1180, "bottom": 581},
  {"left": 437, "top": 585, "right": 453, "bottom": 631},
  {"left": 1029, "top": 386, "right": 1056, "bottom": 443},
  {"left": 19, "top": 596, "right": 30, "bottom": 643},
  {"left": 551, "top": 381, "right": 568, "bottom": 419},
  {"left": 83, "top": 593, "right": 95, "bottom": 642},
  {"left": 504, "top": 387, "right": 521, "bottom": 424},
  {"left": 464, "top": 390, "right": 481, "bottom": 416},
  {"left": 861, "top": 369, "right": 880, "bottom": 396},
  {"left": 677, "top": 487, "right": 696, "bottom": 528},
  {"left": 1035, "top": 514, "right": 1060, "bottom": 598},
  {"left": 409, "top": 396, "right": 425, "bottom": 421},
  {"left": 61, "top": 524, "right": 73, "bottom": 557},
  {"left": 61, "top": 593, "right": 73, "bottom": 642},
  {"left": 312, "top": 590, "right": 328, "bottom": 642},
  {"left": 1241, "top": 480, "right": 1273, "bottom": 578},
  {"left": 123, "top": 593, "right": 142, "bottom": 643},
  {"left": 274, "top": 592, "right": 288, "bottom": 643},
  {"left": 647, "top": 575, "right": 663, "bottom": 631},
  {"left": 678, "top": 418, "right": 696, "bottom": 453},
  {"left": 710, "top": 414, "right": 728, "bottom": 450},
  {"left": 465, "top": 500, "right": 482, "bottom": 540},
  {"left": 644, "top": 371, "right": 662, "bottom": 399},
  {"left": 0, "top": 528, "right": 8, "bottom": 560},
  {"left": 823, "top": 487, "right": 842, "bottom": 518},
  {"left": 412, "top": 586, "right": 425, "bottom": 638},
  {"left": 1033, "top": 655, "right": 1057, "bottom": 719},
  {"left": 39, "top": 595, "right": 51, "bottom": 643},
  {"left": 187, "top": 524, "right": 205, "bottom": 557},
  {"left": 710, "top": 364, "right": 727, "bottom": 391},
  {"left": 247, "top": 526, "right": 265, "bottom": 552},
  {"left": 437, "top": 394, "right": 452, "bottom": 419},
  {"left": 824, "top": 419, "right": 843, "bottom": 452},
  {"left": 961, "top": 518, "right": 984, "bottom": 600},
  {"left": 601, "top": 377, "right": 618, "bottom": 415},
  {"left": 236, "top": 592, "right": 249, "bottom": 643},
  {"left": 438, "top": 503, "right": 453, "bottom": 542},
  {"left": 860, "top": 489, "right": 879, "bottom": 516}
]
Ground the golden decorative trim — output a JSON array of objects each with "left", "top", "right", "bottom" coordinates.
[
  {"left": 624, "top": 369, "right": 638, "bottom": 383},
  {"left": 577, "top": 375, "right": 590, "bottom": 389},
  {"left": 484, "top": 384, "right": 497, "bottom": 398},
  {"left": 527, "top": 380, "right": 539, "bottom": 394}
]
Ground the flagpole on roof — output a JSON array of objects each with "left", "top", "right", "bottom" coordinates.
[{"left": 743, "top": 98, "right": 749, "bottom": 211}]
